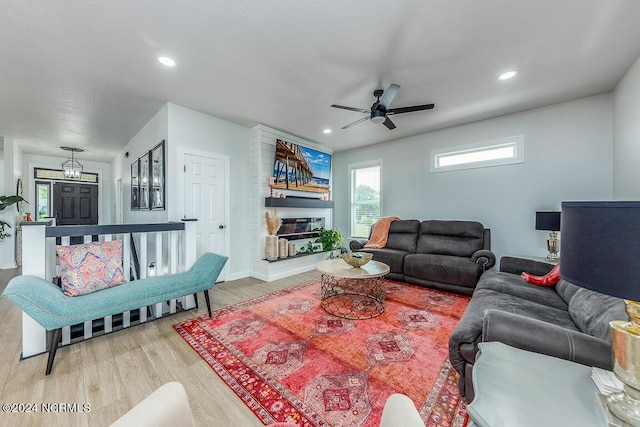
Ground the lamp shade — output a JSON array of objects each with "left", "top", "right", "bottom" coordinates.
[
  {"left": 535, "top": 211, "right": 561, "bottom": 231},
  {"left": 560, "top": 201, "right": 640, "bottom": 300}
]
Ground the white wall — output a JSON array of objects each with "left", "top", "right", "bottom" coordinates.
[
  {"left": 0, "top": 138, "right": 23, "bottom": 269},
  {"left": 22, "top": 153, "right": 113, "bottom": 224},
  {"left": 114, "top": 103, "right": 252, "bottom": 280},
  {"left": 116, "top": 103, "right": 169, "bottom": 225},
  {"left": 333, "top": 94, "right": 613, "bottom": 262},
  {"left": 0, "top": 138, "right": 4, "bottom": 193},
  {"left": 166, "top": 103, "right": 251, "bottom": 280},
  {"left": 613, "top": 55, "right": 640, "bottom": 200},
  {"left": 0, "top": 146, "right": 7, "bottom": 269}
]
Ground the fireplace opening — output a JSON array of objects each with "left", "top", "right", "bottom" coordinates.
[{"left": 276, "top": 217, "right": 325, "bottom": 240}]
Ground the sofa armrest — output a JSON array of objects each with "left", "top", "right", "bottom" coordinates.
[
  {"left": 349, "top": 239, "right": 367, "bottom": 251},
  {"left": 471, "top": 249, "right": 496, "bottom": 271},
  {"left": 482, "top": 309, "right": 612, "bottom": 370},
  {"left": 499, "top": 256, "right": 554, "bottom": 276}
]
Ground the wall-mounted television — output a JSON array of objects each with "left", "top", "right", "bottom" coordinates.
[{"left": 273, "top": 139, "right": 331, "bottom": 194}]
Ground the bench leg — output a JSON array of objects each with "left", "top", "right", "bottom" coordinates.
[
  {"left": 204, "top": 290, "right": 212, "bottom": 318},
  {"left": 46, "top": 329, "right": 62, "bottom": 375}
]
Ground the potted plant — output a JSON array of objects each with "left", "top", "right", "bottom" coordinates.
[
  {"left": 316, "top": 227, "right": 344, "bottom": 258},
  {"left": 0, "top": 195, "right": 26, "bottom": 240}
]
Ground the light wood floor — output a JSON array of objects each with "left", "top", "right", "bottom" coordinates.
[{"left": 0, "top": 267, "right": 320, "bottom": 427}]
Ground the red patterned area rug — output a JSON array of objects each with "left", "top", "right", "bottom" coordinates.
[{"left": 174, "top": 278, "right": 470, "bottom": 427}]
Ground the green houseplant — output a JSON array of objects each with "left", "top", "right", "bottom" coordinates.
[
  {"left": 0, "top": 195, "right": 26, "bottom": 240},
  {"left": 316, "top": 227, "right": 344, "bottom": 258}
]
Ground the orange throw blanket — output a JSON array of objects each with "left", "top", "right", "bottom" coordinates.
[{"left": 364, "top": 216, "right": 401, "bottom": 248}]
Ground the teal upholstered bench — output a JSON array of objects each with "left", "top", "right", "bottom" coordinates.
[{"left": 3, "top": 252, "right": 228, "bottom": 375}]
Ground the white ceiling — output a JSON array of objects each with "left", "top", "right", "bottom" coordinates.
[{"left": 3, "top": 1, "right": 640, "bottom": 162}]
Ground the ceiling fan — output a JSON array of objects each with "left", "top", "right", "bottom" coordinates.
[{"left": 331, "top": 84, "right": 435, "bottom": 130}]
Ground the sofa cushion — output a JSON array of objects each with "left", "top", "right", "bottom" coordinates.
[
  {"left": 499, "top": 256, "right": 555, "bottom": 276},
  {"left": 476, "top": 270, "right": 568, "bottom": 311},
  {"left": 555, "top": 279, "right": 580, "bottom": 305},
  {"left": 476, "top": 288, "right": 578, "bottom": 329},
  {"left": 404, "top": 253, "right": 482, "bottom": 288},
  {"left": 384, "top": 220, "right": 420, "bottom": 252},
  {"left": 568, "top": 288, "right": 627, "bottom": 341},
  {"left": 358, "top": 247, "right": 408, "bottom": 275},
  {"left": 448, "top": 287, "right": 579, "bottom": 375},
  {"left": 417, "top": 220, "right": 484, "bottom": 257}
]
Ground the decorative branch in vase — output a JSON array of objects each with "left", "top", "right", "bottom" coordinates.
[{"left": 264, "top": 210, "right": 282, "bottom": 261}]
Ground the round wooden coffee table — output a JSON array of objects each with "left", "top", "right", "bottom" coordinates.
[{"left": 316, "top": 258, "right": 390, "bottom": 319}]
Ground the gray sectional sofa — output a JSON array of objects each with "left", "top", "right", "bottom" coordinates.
[
  {"left": 448, "top": 256, "right": 628, "bottom": 402},
  {"left": 349, "top": 219, "right": 495, "bottom": 295}
]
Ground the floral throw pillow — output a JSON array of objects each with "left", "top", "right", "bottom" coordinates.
[{"left": 57, "top": 240, "right": 127, "bottom": 297}]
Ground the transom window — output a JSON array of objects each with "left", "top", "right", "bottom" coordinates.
[
  {"left": 349, "top": 161, "right": 381, "bottom": 238},
  {"left": 431, "top": 135, "right": 524, "bottom": 172}
]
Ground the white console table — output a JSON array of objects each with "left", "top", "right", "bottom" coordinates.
[{"left": 468, "top": 342, "right": 606, "bottom": 427}]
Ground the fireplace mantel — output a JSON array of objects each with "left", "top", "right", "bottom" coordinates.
[{"left": 264, "top": 197, "right": 334, "bottom": 209}]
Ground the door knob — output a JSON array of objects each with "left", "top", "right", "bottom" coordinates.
[{"left": 219, "top": 225, "right": 225, "bottom": 229}]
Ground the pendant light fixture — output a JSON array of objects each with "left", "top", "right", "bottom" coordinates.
[{"left": 60, "top": 147, "right": 84, "bottom": 180}]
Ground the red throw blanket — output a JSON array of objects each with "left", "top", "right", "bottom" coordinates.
[{"left": 364, "top": 216, "right": 401, "bottom": 248}]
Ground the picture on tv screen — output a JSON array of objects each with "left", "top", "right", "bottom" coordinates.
[{"left": 273, "top": 139, "right": 331, "bottom": 194}]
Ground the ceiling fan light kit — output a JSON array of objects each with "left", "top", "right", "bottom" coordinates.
[
  {"left": 331, "top": 84, "right": 435, "bottom": 130},
  {"left": 370, "top": 110, "right": 386, "bottom": 124}
]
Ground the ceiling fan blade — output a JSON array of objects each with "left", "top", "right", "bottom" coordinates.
[
  {"left": 387, "top": 103, "right": 435, "bottom": 115},
  {"left": 342, "top": 116, "right": 369, "bottom": 129},
  {"left": 379, "top": 84, "right": 400, "bottom": 109},
  {"left": 382, "top": 117, "right": 396, "bottom": 130},
  {"left": 331, "top": 104, "right": 370, "bottom": 114}
]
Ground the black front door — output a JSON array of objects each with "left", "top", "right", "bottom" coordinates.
[{"left": 53, "top": 182, "right": 98, "bottom": 227}]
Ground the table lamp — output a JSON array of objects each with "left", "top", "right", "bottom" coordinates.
[
  {"left": 535, "top": 211, "right": 561, "bottom": 261},
  {"left": 560, "top": 201, "right": 640, "bottom": 426}
]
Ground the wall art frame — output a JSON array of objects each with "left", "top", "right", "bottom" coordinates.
[
  {"left": 150, "top": 141, "right": 165, "bottom": 210},
  {"left": 131, "top": 139, "right": 165, "bottom": 211},
  {"left": 131, "top": 159, "right": 140, "bottom": 210}
]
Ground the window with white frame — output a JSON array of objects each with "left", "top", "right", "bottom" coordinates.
[
  {"left": 350, "top": 161, "right": 381, "bottom": 238},
  {"left": 431, "top": 135, "right": 524, "bottom": 172}
]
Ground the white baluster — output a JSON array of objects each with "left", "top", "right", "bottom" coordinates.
[
  {"left": 155, "top": 231, "right": 163, "bottom": 275},
  {"left": 170, "top": 230, "right": 179, "bottom": 274},
  {"left": 154, "top": 303, "right": 163, "bottom": 319},
  {"left": 123, "top": 234, "right": 131, "bottom": 281},
  {"left": 84, "top": 320, "right": 92, "bottom": 339},
  {"left": 20, "top": 224, "right": 48, "bottom": 357},
  {"left": 104, "top": 315, "right": 112, "bottom": 333},
  {"left": 182, "top": 221, "right": 197, "bottom": 309},
  {"left": 62, "top": 326, "right": 71, "bottom": 346}
]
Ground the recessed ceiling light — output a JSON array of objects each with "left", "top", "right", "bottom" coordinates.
[
  {"left": 158, "top": 56, "right": 176, "bottom": 67},
  {"left": 323, "top": 129, "right": 332, "bottom": 134},
  {"left": 498, "top": 70, "right": 517, "bottom": 80}
]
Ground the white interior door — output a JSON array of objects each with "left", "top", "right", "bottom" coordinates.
[{"left": 184, "top": 153, "right": 227, "bottom": 279}]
